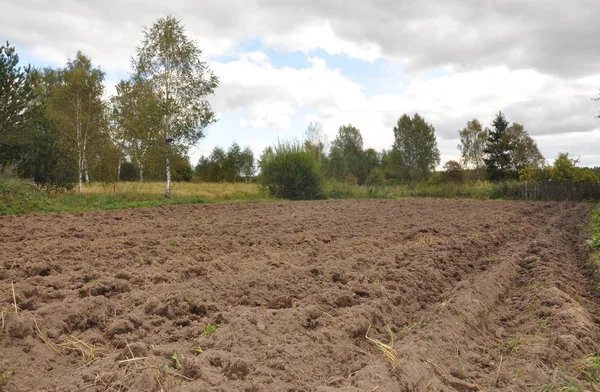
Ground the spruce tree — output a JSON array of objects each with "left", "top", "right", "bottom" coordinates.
[{"left": 483, "top": 111, "right": 511, "bottom": 181}]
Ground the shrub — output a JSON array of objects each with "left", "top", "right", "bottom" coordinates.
[
  {"left": 442, "top": 160, "right": 464, "bottom": 183},
  {"left": 260, "top": 141, "right": 324, "bottom": 200},
  {"left": 366, "top": 167, "right": 386, "bottom": 186}
]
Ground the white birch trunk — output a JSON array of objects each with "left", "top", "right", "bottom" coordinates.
[
  {"left": 165, "top": 148, "right": 171, "bottom": 199},
  {"left": 76, "top": 96, "right": 83, "bottom": 195},
  {"left": 78, "top": 151, "right": 83, "bottom": 195},
  {"left": 117, "top": 158, "right": 122, "bottom": 181}
]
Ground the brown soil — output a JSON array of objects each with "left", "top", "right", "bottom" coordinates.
[{"left": 1, "top": 199, "right": 599, "bottom": 391}]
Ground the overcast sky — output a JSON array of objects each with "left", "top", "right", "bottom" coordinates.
[{"left": 3, "top": 0, "right": 600, "bottom": 167}]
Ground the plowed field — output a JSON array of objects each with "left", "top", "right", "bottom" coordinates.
[{"left": 1, "top": 199, "right": 599, "bottom": 391}]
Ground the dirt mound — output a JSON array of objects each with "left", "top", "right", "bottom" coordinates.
[{"left": 1, "top": 199, "right": 598, "bottom": 391}]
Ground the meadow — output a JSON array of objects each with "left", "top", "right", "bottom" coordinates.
[{"left": 0, "top": 178, "right": 503, "bottom": 216}]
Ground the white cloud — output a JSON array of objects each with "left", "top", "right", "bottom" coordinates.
[
  {"left": 263, "top": 20, "right": 381, "bottom": 62},
  {"left": 241, "top": 101, "right": 295, "bottom": 130}
]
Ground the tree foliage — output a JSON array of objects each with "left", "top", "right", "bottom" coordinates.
[
  {"left": 45, "top": 52, "right": 106, "bottom": 194},
  {"left": 134, "top": 15, "right": 219, "bottom": 198},
  {"left": 16, "top": 72, "right": 77, "bottom": 190},
  {"left": 0, "top": 41, "right": 38, "bottom": 138},
  {"left": 457, "top": 119, "right": 486, "bottom": 178},
  {"left": 483, "top": 113, "right": 544, "bottom": 181},
  {"left": 195, "top": 142, "right": 255, "bottom": 182},
  {"left": 392, "top": 113, "right": 440, "bottom": 182},
  {"left": 442, "top": 160, "right": 464, "bottom": 183},
  {"left": 483, "top": 111, "right": 512, "bottom": 181},
  {"left": 504, "top": 122, "right": 544, "bottom": 174},
  {"left": 111, "top": 76, "right": 162, "bottom": 182},
  {"left": 304, "top": 121, "right": 328, "bottom": 165},
  {"left": 330, "top": 124, "right": 367, "bottom": 184},
  {"left": 260, "top": 141, "right": 324, "bottom": 200},
  {"left": 520, "top": 152, "right": 599, "bottom": 183}
]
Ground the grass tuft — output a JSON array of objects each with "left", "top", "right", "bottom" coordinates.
[{"left": 365, "top": 324, "right": 398, "bottom": 368}]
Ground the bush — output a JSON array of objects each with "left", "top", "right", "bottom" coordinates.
[
  {"left": 260, "top": 141, "right": 324, "bottom": 200},
  {"left": 366, "top": 167, "right": 385, "bottom": 186},
  {"left": 442, "top": 160, "right": 464, "bottom": 183},
  {"left": 172, "top": 156, "right": 194, "bottom": 182}
]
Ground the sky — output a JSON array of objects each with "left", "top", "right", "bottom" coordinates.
[{"left": 3, "top": 0, "right": 600, "bottom": 168}]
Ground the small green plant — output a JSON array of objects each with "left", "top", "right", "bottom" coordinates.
[
  {"left": 163, "top": 351, "right": 183, "bottom": 371},
  {"left": 169, "top": 239, "right": 177, "bottom": 246},
  {"left": 539, "top": 365, "right": 586, "bottom": 391},
  {"left": 193, "top": 346, "right": 203, "bottom": 354},
  {"left": 588, "top": 236, "right": 600, "bottom": 251},
  {"left": 507, "top": 338, "right": 520, "bottom": 353},
  {"left": 581, "top": 355, "right": 600, "bottom": 385},
  {"left": 170, "top": 351, "right": 182, "bottom": 370},
  {"left": 204, "top": 324, "right": 219, "bottom": 336},
  {"left": 539, "top": 318, "right": 548, "bottom": 330},
  {"left": 1, "top": 370, "right": 12, "bottom": 385}
]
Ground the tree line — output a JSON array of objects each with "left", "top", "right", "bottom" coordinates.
[
  {"left": 2, "top": 15, "right": 599, "bottom": 199},
  {"left": 247, "top": 110, "right": 592, "bottom": 187},
  {"left": 0, "top": 15, "right": 217, "bottom": 198}
]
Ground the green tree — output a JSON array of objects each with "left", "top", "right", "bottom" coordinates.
[
  {"left": 16, "top": 70, "right": 77, "bottom": 190},
  {"left": 172, "top": 154, "right": 193, "bottom": 181},
  {"left": 363, "top": 148, "right": 380, "bottom": 179},
  {"left": 240, "top": 146, "right": 255, "bottom": 182},
  {"left": 260, "top": 141, "right": 324, "bottom": 200},
  {"left": 0, "top": 41, "right": 40, "bottom": 167},
  {"left": 304, "top": 121, "right": 328, "bottom": 165},
  {"left": 0, "top": 41, "right": 38, "bottom": 139},
  {"left": 225, "top": 142, "right": 242, "bottom": 181},
  {"left": 504, "top": 122, "right": 544, "bottom": 177},
  {"left": 392, "top": 113, "right": 440, "bottom": 182},
  {"left": 442, "top": 160, "right": 464, "bottom": 183},
  {"left": 330, "top": 124, "right": 366, "bottom": 184},
  {"left": 324, "top": 146, "right": 348, "bottom": 181},
  {"left": 46, "top": 52, "right": 106, "bottom": 194},
  {"left": 111, "top": 76, "right": 161, "bottom": 182},
  {"left": 366, "top": 167, "right": 386, "bottom": 186},
  {"left": 457, "top": 119, "right": 487, "bottom": 180},
  {"left": 381, "top": 149, "right": 404, "bottom": 182},
  {"left": 203, "top": 146, "right": 227, "bottom": 182},
  {"left": 483, "top": 111, "right": 511, "bottom": 181},
  {"left": 258, "top": 146, "right": 274, "bottom": 173},
  {"left": 134, "top": 15, "right": 219, "bottom": 198}
]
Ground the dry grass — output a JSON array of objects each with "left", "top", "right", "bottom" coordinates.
[
  {"left": 82, "top": 181, "right": 263, "bottom": 201},
  {"left": 365, "top": 324, "right": 399, "bottom": 368}
]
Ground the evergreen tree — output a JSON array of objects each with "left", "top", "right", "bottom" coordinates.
[
  {"left": 483, "top": 111, "right": 511, "bottom": 181},
  {"left": 0, "top": 41, "right": 38, "bottom": 138},
  {"left": 0, "top": 41, "right": 40, "bottom": 167}
]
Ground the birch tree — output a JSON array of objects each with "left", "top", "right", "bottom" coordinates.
[
  {"left": 304, "top": 121, "right": 328, "bottom": 165},
  {"left": 112, "top": 76, "right": 161, "bottom": 182},
  {"left": 392, "top": 113, "right": 440, "bottom": 182},
  {"left": 46, "top": 52, "right": 105, "bottom": 194},
  {"left": 134, "top": 15, "right": 219, "bottom": 199},
  {"left": 457, "top": 118, "right": 487, "bottom": 179}
]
